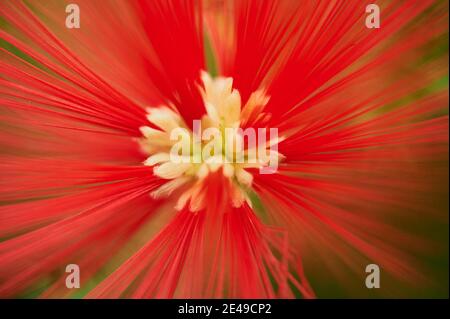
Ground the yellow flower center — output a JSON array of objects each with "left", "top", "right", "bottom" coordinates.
[{"left": 139, "top": 71, "right": 284, "bottom": 212}]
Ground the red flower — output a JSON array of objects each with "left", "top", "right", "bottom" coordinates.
[{"left": 0, "top": 0, "right": 448, "bottom": 298}]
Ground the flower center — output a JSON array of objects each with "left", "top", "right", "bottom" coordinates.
[{"left": 139, "top": 71, "right": 284, "bottom": 212}]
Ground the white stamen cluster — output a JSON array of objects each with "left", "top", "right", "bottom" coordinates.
[{"left": 139, "top": 72, "right": 283, "bottom": 211}]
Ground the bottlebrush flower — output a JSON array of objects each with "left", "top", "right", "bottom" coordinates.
[{"left": 0, "top": 0, "right": 448, "bottom": 298}]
